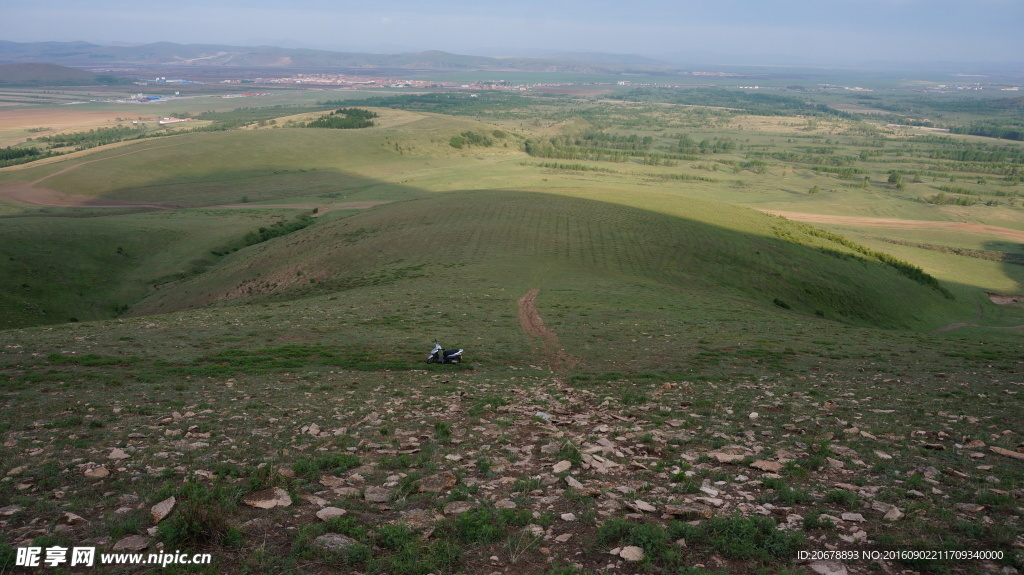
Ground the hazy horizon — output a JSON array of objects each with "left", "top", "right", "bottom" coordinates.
[{"left": 2, "top": 0, "right": 1023, "bottom": 67}]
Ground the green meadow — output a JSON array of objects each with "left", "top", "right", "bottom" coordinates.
[{"left": 0, "top": 84, "right": 1022, "bottom": 574}]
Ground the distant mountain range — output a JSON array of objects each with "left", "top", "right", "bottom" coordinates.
[
  {"left": 0, "top": 62, "right": 133, "bottom": 86},
  {"left": 0, "top": 41, "right": 673, "bottom": 74}
]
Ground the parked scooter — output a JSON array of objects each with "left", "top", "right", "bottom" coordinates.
[{"left": 427, "top": 342, "right": 463, "bottom": 364}]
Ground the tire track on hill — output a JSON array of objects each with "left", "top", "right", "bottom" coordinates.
[{"left": 518, "top": 288, "right": 577, "bottom": 372}]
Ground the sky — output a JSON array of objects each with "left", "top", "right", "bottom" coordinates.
[{"left": 2, "top": 0, "right": 1023, "bottom": 65}]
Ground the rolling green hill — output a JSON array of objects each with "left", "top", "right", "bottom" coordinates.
[{"left": 131, "top": 190, "right": 961, "bottom": 331}]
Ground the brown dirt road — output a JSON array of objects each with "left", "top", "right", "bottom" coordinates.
[
  {"left": 518, "top": 289, "right": 577, "bottom": 372},
  {"left": 763, "top": 210, "right": 1024, "bottom": 243}
]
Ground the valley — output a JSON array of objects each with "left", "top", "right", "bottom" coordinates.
[{"left": 0, "top": 72, "right": 1022, "bottom": 574}]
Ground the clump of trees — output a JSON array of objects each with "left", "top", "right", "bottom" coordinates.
[
  {"left": 304, "top": 108, "right": 378, "bottom": 129},
  {"left": 450, "top": 131, "right": 493, "bottom": 149}
]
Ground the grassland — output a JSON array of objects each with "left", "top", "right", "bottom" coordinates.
[{"left": 0, "top": 82, "right": 1022, "bottom": 574}]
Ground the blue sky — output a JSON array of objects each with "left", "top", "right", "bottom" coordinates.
[{"left": 3, "top": 0, "right": 1022, "bottom": 64}]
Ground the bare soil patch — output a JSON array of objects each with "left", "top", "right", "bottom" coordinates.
[
  {"left": 764, "top": 210, "right": 1024, "bottom": 243},
  {"left": 0, "top": 108, "right": 158, "bottom": 147}
]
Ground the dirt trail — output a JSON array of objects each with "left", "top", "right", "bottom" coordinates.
[
  {"left": 518, "top": 289, "right": 576, "bottom": 372},
  {"left": 763, "top": 210, "right": 1024, "bottom": 243}
]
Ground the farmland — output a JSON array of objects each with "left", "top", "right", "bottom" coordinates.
[{"left": 0, "top": 77, "right": 1022, "bottom": 574}]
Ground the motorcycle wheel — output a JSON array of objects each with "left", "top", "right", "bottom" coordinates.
[{"left": 426, "top": 357, "right": 435, "bottom": 364}]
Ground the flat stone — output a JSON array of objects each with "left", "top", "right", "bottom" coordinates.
[
  {"left": 243, "top": 487, "right": 292, "bottom": 509},
  {"left": 319, "top": 475, "right": 346, "bottom": 488},
  {"left": 301, "top": 494, "right": 329, "bottom": 507},
  {"left": 496, "top": 499, "right": 517, "bottom": 509},
  {"left": 620, "top": 546, "right": 645, "bottom": 562},
  {"left": 955, "top": 502, "right": 985, "bottom": 513},
  {"left": 874, "top": 450, "right": 893, "bottom": 460},
  {"left": 841, "top": 512, "right": 865, "bottom": 522},
  {"left": 399, "top": 508, "right": 437, "bottom": 529},
  {"left": 695, "top": 497, "right": 724, "bottom": 508},
  {"left": 363, "top": 486, "right": 392, "bottom": 503},
  {"left": 59, "top": 512, "right": 88, "bottom": 526},
  {"left": 560, "top": 513, "right": 577, "bottom": 521},
  {"left": 749, "top": 460, "right": 783, "bottom": 473},
  {"left": 315, "top": 507, "right": 347, "bottom": 521},
  {"left": 109, "top": 448, "right": 131, "bottom": 461},
  {"left": 112, "top": 535, "right": 150, "bottom": 552},
  {"left": 634, "top": 500, "right": 657, "bottom": 513},
  {"left": 708, "top": 452, "right": 745, "bottom": 464},
  {"left": 83, "top": 466, "right": 109, "bottom": 479},
  {"left": 991, "top": 446, "right": 1024, "bottom": 460},
  {"left": 664, "top": 504, "right": 712, "bottom": 519},
  {"left": 312, "top": 533, "right": 359, "bottom": 553},
  {"left": 552, "top": 460, "right": 572, "bottom": 473},
  {"left": 151, "top": 496, "right": 175, "bottom": 523},
  {"left": 883, "top": 508, "right": 904, "bottom": 521},
  {"left": 6, "top": 466, "right": 25, "bottom": 476},
  {"left": 419, "top": 472, "right": 457, "bottom": 493},
  {"left": 0, "top": 505, "right": 24, "bottom": 516},
  {"left": 443, "top": 501, "right": 475, "bottom": 515}
]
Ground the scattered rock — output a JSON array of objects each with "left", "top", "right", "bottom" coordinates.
[
  {"left": 0, "top": 505, "right": 24, "bottom": 516},
  {"left": 552, "top": 460, "right": 572, "bottom": 474},
  {"left": 560, "top": 513, "right": 577, "bottom": 521},
  {"left": 112, "top": 535, "right": 150, "bottom": 552},
  {"left": 955, "top": 503, "right": 985, "bottom": 513},
  {"left": 443, "top": 501, "right": 475, "bottom": 515},
  {"left": 565, "top": 475, "right": 585, "bottom": 490},
  {"left": 884, "top": 508, "right": 904, "bottom": 521},
  {"left": 83, "top": 466, "right": 110, "bottom": 479},
  {"left": 242, "top": 487, "right": 292, "bottom": 509},
  {"left": 841, "top": 513, "right": 865, "bottom": 522},
  {"left": 6, "top": 466, "right": 25, "bottom": 476},
  {"left": 990, "top": 446, "right": 1024, "bottom": 460},
  {"left": 620, "top": 546, "right": 645, "bottom": 562},
  {"left": 363, "top": 486, "right": 392, "bottom": 503},
  {"left": 708, "top": 452, "right": 745, "bottom": 464},
  {"left": 58, "top": 512, "right": 88, "bottom": 526},
  {"left": 109, "top": 448, "right": 131, "bottom": 461},
  {"left": 749, "top": 460, "right": 783, "bottom": 473},
  {"left": 419, "top": 472, "right": 457, "bottom": 493},
  {"left": 664, "top": 504, "right": 713, "bottom": 520},
  {"left": 399, "top": 508, "right": 437, "bottom": 529},
  {"left": 634, "top": 500, "right": 657, "bottom": 513},
  {"left": 151, "top": 497, "right": 175, "bottom": 523},
  {"left": 873, "top": 450, "right": 892, "bottom": 460},
  {"left": 312, "top": 533, "right": 359, "bottom": 553},
  {"left": 315, "top": 507, "right": 347, "bottom": 521}
]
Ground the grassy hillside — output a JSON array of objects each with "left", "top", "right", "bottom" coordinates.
[
  {"left": 132, "top": 190, "right": 962, "bottom": 331},
  {"left": 0, "top": 91, "right": 1022, "bottom": 575},
  {"left": 0, "top": 209, "right": 288, "bottom": 328}
]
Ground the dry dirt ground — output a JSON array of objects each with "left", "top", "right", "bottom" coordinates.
[
  {"left": 0, "top": 108, "right": 158, "bottom": 147},
  {"left": 763, "top": 211, "right": 1024, "bottom": 244}
]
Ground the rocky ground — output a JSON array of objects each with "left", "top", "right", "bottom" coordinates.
[{"left": 2, "top": 361, "right": 1023, "bottom": 574}]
